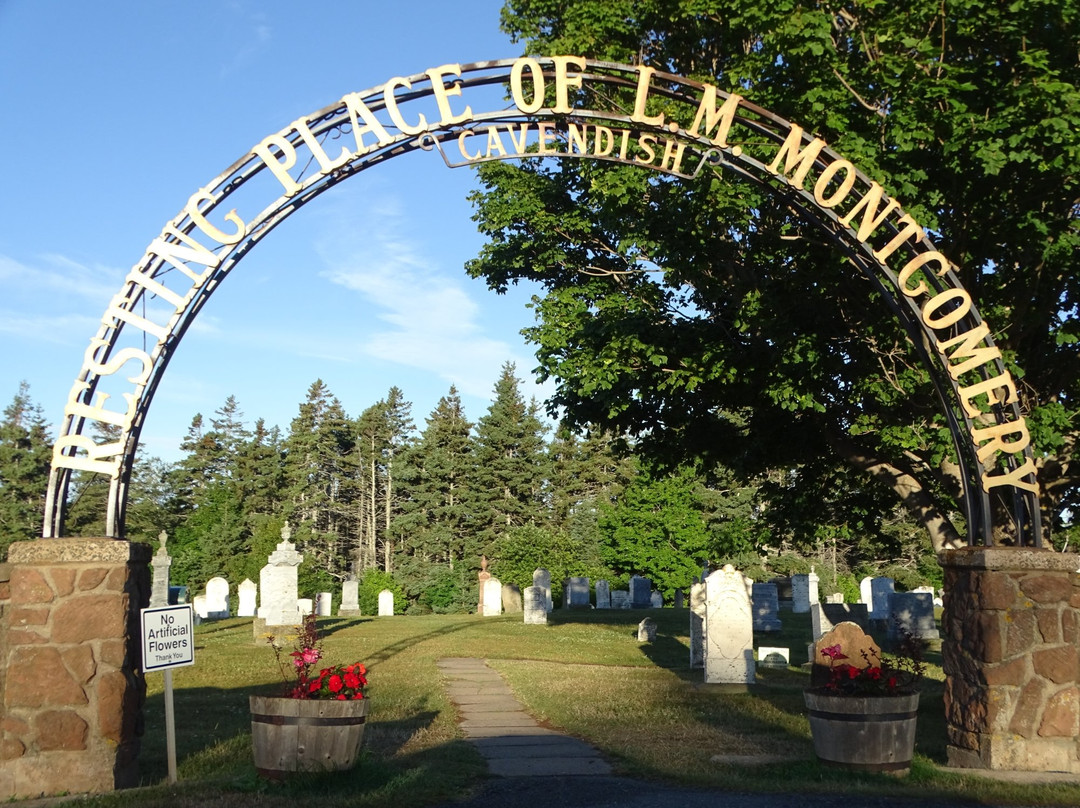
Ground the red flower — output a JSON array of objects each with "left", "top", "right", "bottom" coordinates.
[
  {"left": 344, "top": 672, "right": 361, "bottom": 689},
  {"left": 328, "top": 675, "right": 344, "bottom": 694}
]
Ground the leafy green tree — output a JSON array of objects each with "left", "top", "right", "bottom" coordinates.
[
  {"left": 472, "top": 0, "right": 1080, "bottom": 552},
  {"left": 0, "top": 382, "right": 51, "bottom": 555},
  {"left": 597, "top": 462, "right": 713, "bottom": 598}
]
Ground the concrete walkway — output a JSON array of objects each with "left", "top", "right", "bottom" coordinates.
[{"left": 437, "top": 657, "right": 612, "bottom": 777}]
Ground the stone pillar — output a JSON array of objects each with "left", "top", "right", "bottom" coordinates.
[
  {"left": 0, "top": 539, "right": 151, "bottom": 798},
  {"left": 940, "top": 547, "right": 1080, "bottom": 773}
]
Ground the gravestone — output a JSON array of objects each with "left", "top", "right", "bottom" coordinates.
[
  {"left": 481, "top": 578, "right": 502, "bottom": 616},
  {"left": 610, "top": 590, "right": 631, "bottom": 609},
  {"left": 791, "top": 570, "right": 819, "bottom": 614},
  {"left": 378, "top": 589, "right": 394, "bottom": 616},
  {"left": 149, "top": 530, "right": 172, "bottom": 608},
  {"left": 859, "top": 576, "right": 874, "bottom": 608},
  {"left": 564, "top": 577, "right": 591, "bottom": 608},
  {"left": 259, "top": 526, "right": 304, "bottom": 626},
  {"left": 649, "top": 591, "right": 663, "bottom": 608},
  {"left": 237, "top": 579, "right": 257, "bottom": 617},
  {"left": 193, "top": 594, "right": 208, "bottom": 620},
  {"left": 637, "top": 617, "right": 657, "bottom": 642},
  {"left": 502, "top": 583, "right": 523, "bottom": 613},
  {"left": 810, "top": 602, "right": 870, "bottom": 641},
  {"left": 770, "top": 576, "right": 794, "bottom": 610},
  {"left": 316, "top": 591, "right": 333, "bottom": 616},
  {"left": 810, "top": 621, "right": 882, "bottom": 688},
  {"left": 204, "top": 576, "right": 230, "bottom": 619},
  {"left": 478, "top": 555, "right": 492, "bottom": 615},
  {"left": 168, "top": 585, "right": 188, "bottom": 605},
  {"left": 751, "top": 582, "right": 783, "bottom": 632},
  {"left": 339, "top": 578, "right": 360, "bottom": 616},
  {"left": 523, "top": 585, "right": 548, "bottom": 625},
  {"left": 888, "top": 591, "right": 940, "bottom": 639},
  {"left": 629, "top": 575, "right": 652, "bottom": 608},
  {"left": 595, "top": 580, "right": 611, "bottom": 609},
  {"left": 297, "top": 598, "right": 313, "bottom": 615},
  {"left": 704, "top": 565, "right": 756, "bottom": 685},
  {"left": 689, "top": 581, "right": 706, "bottom": 669},
  {"left": 757, "top": 647, "right": 790, "bottom": 668},
  {"left": 869, "top": 577, "right": 896, "bottom": 620},
  {"left": 533, "top": 568, "right": 552, "bottom": 612},
  {"left": 674, "top": 590, "right": 684, "bottom": 609},
  {"left": 826, "top": 592, "right": 845, "bottom": 604}
]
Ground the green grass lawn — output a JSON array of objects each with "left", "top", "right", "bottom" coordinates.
[{"left": 74, "top": 608, "right": 1080, "bottom": 808}]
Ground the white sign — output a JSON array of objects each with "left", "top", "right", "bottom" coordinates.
[{"left": 141, "top": 605, "right": 195, "bottom": 671}]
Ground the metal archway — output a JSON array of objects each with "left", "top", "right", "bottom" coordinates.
[{"left": 43, "top": 56, "right": 1041, "bottom": 546}]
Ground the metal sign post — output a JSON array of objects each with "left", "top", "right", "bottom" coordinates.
[{"left": 140, "top": 605, "right": 195, "bottom": 784}]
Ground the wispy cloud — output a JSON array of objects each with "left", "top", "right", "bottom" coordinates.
[
  {"left": 0, "top": 252, "right": 120, "bottom": 303},
  {"left": 313, "top": 188, "right": 539, "bottom": 399}
]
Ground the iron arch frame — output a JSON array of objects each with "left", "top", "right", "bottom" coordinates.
[{"left": 43, "top": 57, "right": 1041, "bottom": 547}]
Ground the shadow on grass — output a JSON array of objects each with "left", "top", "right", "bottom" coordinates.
[{"left": 141, "top": 683, "right": 450, "bottom": 788}]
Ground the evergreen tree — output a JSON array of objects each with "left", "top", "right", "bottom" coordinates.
[
  {"left": 470, "top": 363, "right": 549, "bottom": 553},
  {"left": 0, "top": 382, "right": 51, "bottom": 555},
  {"left": 394, "top": 386, "right": 476, "bottom": 569},
  {"left": 284, "top": 380, "right": 357, "bottom": 589}
]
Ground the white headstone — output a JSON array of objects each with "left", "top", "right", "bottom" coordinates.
[
  {"left": 791, "top": 573, "right": 816, "bottom": 614},
  {"left": 533, "top": 568, "right": 552, "bottom": 612},
  {"left": 859, "top": 576, "right": 874, "bottom": 607},
  {"left": 826, "top": 592, "right": 845, "bottom": 604},
  {"left": 649, "top": 591, "right": 663, "bottom": 608},
  {"left": 595, "top": 580, "right": 611, "bottom": 609},
  {"left": 150, "top": 531, "right": 172, "bottom": 608},
  {"left": 704, "top": 565, "right": 755, "bottom": 685},
  {"left": 757, "top": 647, "right": 790, "bottom": 668},
  {"left": 204, "top": 576, "right": 230, "bottom": 619},
  {"left": 689, "top": 581, "right": 706, "bottom": 669},
  {"left": 378, "top": 589, "right": 394, "bottom": 617},
  {"left": 297, "top": 598, "right": 314, "bottom": 615},
  {"left": 193, "top": 594, "right": 208, "bottom": 620},
  {"left": 524, "top": 586, "right": 548, "bottom": 625},
  {"left": 237, "top": 579, "right": 257, "bottom": 617},
  {"left": 637, "top": 617, "right": 657, "bottom": 642},
  {"left": 316, "top": 591, "right": 333, "bottom": 617},
  {"left": 481, "top": 578, "right": 502, "bottom": 616},
  {"left": 259, "top": 527, "right": 304, "bottom": 626},
  {"left": 339, "top": 579, "right": 360, "bottom": 615}
]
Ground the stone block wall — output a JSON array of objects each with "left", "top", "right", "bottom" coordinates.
[
  {"left": 0, "top": 539, "right": 150, "bottom": 798},
  {"left": 940, "top": 547, "right": 1080, "bottom": 773}
]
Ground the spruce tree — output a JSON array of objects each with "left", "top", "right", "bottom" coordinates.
[
  {"left": 0, "top": 382, "right": 51, "bottom": 556},
  {"left": 471, "top": 363, "right": 549, "bottom": 554}
]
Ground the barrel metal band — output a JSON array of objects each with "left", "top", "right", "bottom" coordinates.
[
  {"left": 807, "top": 710, "right": 917, "bottom": 723},
  {"left": 251, "top": 713, "right": 367, "bottom": 727}
]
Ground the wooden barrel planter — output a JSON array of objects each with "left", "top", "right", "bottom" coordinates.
[
  {"left": 249, "top": 695, "right": 369, "bottom": 779},
  {"left": 804, "top": 690, "right": 919, "bottom": 776}
]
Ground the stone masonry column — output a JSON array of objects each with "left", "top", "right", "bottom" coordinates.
[
  {"left": 0, "top": 539, "right": 151, "bottom": 798},
  {"left": 940, "top": 547, "right": 1080, "bottom": 772}
]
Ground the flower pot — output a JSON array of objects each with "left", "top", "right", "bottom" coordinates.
[
  {"left": 803, "top": 690, "right": 919, "bottom": 776},
  {"left": 249, "top": 695, "right": 369, "bottom": 779}
]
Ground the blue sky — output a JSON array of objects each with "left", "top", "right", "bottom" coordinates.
[{"left": 0, "top": 0, "right": 554, "bottom": 461}]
